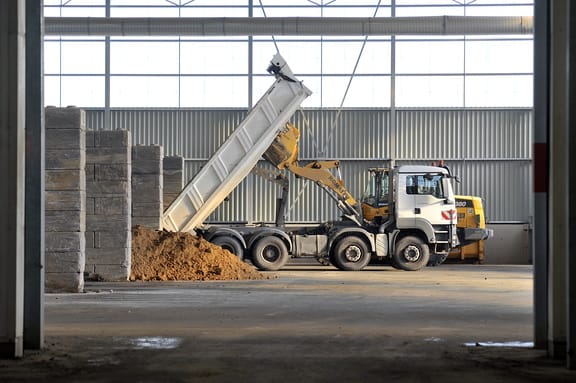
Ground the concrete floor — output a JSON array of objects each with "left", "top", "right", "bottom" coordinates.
[{"left": 1, "top": 264, "right": 575, "bottom": 382}]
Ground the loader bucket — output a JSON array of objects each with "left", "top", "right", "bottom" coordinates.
[{"left": 264, "top": 123, "right": 300, "bottom": 169}]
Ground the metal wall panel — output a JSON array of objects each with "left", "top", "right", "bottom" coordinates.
[
  {"left": 85, "top": 108, "right": 532, "bottom": 223},
  {"left": 396, "top": 109, "right": 532, "bottom": 160}
]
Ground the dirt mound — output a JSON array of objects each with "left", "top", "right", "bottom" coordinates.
[{"left": 130, "top": 226, "right": 265, "bottom": 281}]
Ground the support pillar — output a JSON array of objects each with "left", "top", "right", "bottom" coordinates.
[
  {"left": 533, "top": 0, "right": 549, "bottom": 350},
  {"left": 548, "top": 0, "right": 569, "bottom": 359},
  {"left": 24, "top": 0, "right": 45, "bottom": 350},
  {"left": 0, "top": 0, "right": 26, "bottom": 358},
  {"left": 567, "top": 1, "right": 576, "bottom": 370}
]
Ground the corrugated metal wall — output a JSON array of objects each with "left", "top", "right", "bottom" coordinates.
[{"left": 85, "top": 108, "right": 532, "bottom": 223}]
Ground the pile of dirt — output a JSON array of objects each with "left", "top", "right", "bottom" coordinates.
[{"left": 130, "top": 226, "right": 265, "bottom": 281}]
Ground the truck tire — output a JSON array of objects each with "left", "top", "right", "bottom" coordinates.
[
  {"left": 251, "top": 236, "right": 290, "bottom": 271},
  {"left": 393, "top": 236, "right": 430, "bottom": 271},
  {"left": 331, "top": 236, "right": 371, "bottom": 271},
  {"left": 210, "top": 236, "right": 244, "bottom": 261}
]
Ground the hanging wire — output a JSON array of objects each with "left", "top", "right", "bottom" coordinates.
[
  {"left": 321, "top": 0, "right": 382, "bottom": 155},
  {"left": 258, "top": 0, "right": 280, "bottom": 53}
]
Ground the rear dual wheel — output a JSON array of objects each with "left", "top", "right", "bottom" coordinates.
[
  {"left": 331, "top": 236, "right": 371, "bottom": 271},
  {"left": 210, "top": 236, "right": 244, "bottom": 261},
  {"left": 250, "top": 236, "right": 290, "bottom": 271}
]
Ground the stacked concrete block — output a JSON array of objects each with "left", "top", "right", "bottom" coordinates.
[
  {"left": 44, "top": 107, "right": 86, "bottom": 293},
  {"left": 132, "top": 145, "right": 163, "bottom": 229},
  {"left": 85, "top": 131, "right": 131, "bottom": 281},
  {"left": 163, "top": 156, "right": 185, "bottom": 211}
]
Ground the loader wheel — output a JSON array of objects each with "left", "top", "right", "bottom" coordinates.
[
  {"left": 331, "top": 236, "right": 371, "bottom": 271},
  {"left": 211, "top": 236, "right": 244, "bottom": 261},
  {"left": 251, "top": 236, "right": 290, "bottom": 271},
  {"left": 393, "top": 236, "right": 430, "bottom": 271}
]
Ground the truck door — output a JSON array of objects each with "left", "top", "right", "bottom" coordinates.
[
  {"left": 396, "top": 173, "right": 454, "bottom": 229},
  {"left": 408, "top": 173, "right": 455, "bottom": 230}
]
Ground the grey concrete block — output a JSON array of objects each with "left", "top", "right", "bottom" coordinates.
[
  {"left": 86, "top": 180, "right": 130, "bottom": 197},
  {"left": 87, "top": 147, "right": 130, "bottom": 165},
  {"left": 94, "top": 130, "right": 132, "bottom": 148},
  {"left": 133, "top": 145, "right": 163, "bottom": 161},
  {"left": 132, "top": 159, "right": 163, "bottom": 175},
  {"left": 163, "top": 194, "right": 179, "bottom": 210},
  {"left": 132, "top": 202, "right": 162, "bottom": 217},
  {"left": 45, "top": 190, "right": 85, "bottom": 211},
  {"left": 86, "top": 197, "right": 95, "bottom": 215},
  {"left": 45, "top": 169, "right": 85, "bottom": 191},
  {"left": 95, "top": 164, "right": 129, "bottom": 181},
  {"left": 95, "top": 197, "right": 129, "bottom": 216},
  {"left": 85, "top": 163, "right": 96, "bottom": 181},
  {"left": 91, "top": 230, "right": 131, "bottom": 249},
  {"left": 45, "top": 149, "right": 85, "bottom": 170},
  {"left": 132, "top": 216, "right": 161, "bottom": 230},
  {"left": 85, "top": 131, "right": 95, "bottom": 148},
  {"left": 87, "top": 263, "right": 130, "bottom": 282},
  {"left": 163, "top": 156, "right": 184, "bottom": 170},
  {"left": 45, "top": 231, "right": 86, "bottom": 252},
  {"left": 86, "top": 214, "right": 130, "bottom": 232},
  {"left": 46, "top": 128, "right": 85, "bottom": 150},
  {"left": 86, "top": 247, "right": 130, "bottom": 267},
  {"left": 45, "top": 251, "right": 85, "bottom": 273},
  {"left": 94, "top": 130, "right": 130, "bottom": 148},
  {"left": 45, "top": 107, "right": 86, "bottom": 131},
  {"left": 45, "top": 210, "right": 85, "bottom": 232},
  {"left": 45, "top": 272, "right": 84, "bottom": 293}
]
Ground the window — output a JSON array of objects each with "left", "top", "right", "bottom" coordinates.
[{"left": 406, "top": 175, "right": 444, "bottom": 198}]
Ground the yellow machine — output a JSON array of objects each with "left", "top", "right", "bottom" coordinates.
[{"left": 448, "top": 195, "right": 490, "bottom": 263}]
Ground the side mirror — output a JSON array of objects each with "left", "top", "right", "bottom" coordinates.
[{"left": 444, "top": 198, "right": 454, "bottom": 205}]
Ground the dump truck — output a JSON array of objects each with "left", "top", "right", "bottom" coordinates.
[{"left": 163, "top": 54, "right": 461, "bottom": 272}]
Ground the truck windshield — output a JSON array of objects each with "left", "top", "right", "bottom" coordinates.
[{"left": 406, "top": 174, "right": 444, "bottom": 198}]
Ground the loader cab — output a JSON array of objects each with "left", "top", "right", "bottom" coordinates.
[{"left": 361, "top": 168, "right": 391, "bottom": 224}]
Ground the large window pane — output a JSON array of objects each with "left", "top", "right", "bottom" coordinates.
[
  {"left": 62, "top": 76, "right": 105, "bottom": 108},
  {"left": 111, "top": 42, "right": 179, "bottom": 74},
  {"left": 44, "top": 76, "right": 61, "bottom": 107},
  {"left": 180, "top": 76, "right": 248, "bottom": 107},
  {"left": 396, "top": 41, "right": 464, "bottom": 74},
  {"left": 111, "top": 76, "right": 179, "bottom": 107},
  {"left": 465, "top": 75, "right": 532, "bottom": 107},
  {"left": 61, "top": 42, "right": 105, "bottom": 74},
  {"left": 44, "top": 41, "right": 61, "bottom": 74},
  {"left": 253, "top": 41, "right": 322, "bottom": 75},
  {"left": 322, "top": 76, "right": 391, "bottom": 107},
  {"left": 180, "top": 42, "right": 248, "bottom": 74},
  {"left": 396, "top": 76, "right": 464, "bottom": 107},
  {"left": 322, "top": 41, "right": 391, "bottom": 74},
  {"left": 465, "top": 40, "right": 533, "bottom": 73}
]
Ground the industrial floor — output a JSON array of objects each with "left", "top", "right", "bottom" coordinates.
[{"left": 2, "top": 264, "right": 575, "bottom": 382}]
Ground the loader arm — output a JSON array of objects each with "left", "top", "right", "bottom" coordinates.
[{"left": 263, "top": 123, "right": 362, "bottom": 226}]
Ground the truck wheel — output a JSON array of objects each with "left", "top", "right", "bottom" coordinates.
[
  {"left": 251, "top": 236, "right": 290, "bottom": 271},
  {"left": 393, "top": 236, "right": 430, "bottom": 271},
  {"left": 210, "top": 236, "right": 244, "bottom": 261},
  {"left": 331, "top": 236, "right": 371, "bottom": 271}
]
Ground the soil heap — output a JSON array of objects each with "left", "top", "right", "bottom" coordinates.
[{"left": 131, "top": 226, "right": 265, "bottom": 281}]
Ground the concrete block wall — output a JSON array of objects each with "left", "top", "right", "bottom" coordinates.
[
  {"left": 85, "top": 131, "right": 131, "bottom": 281},
  {"left": 163, "top": 156, "right": 184, "bottom": 211},
  {"left": 44, "top": 107, "right": 86, "bottom": 293},
  {"left": 132, "top": 145, "right": 163, "bottom": 229}
]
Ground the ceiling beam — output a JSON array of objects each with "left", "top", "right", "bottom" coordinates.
[{"left": 44, "top": 16, "right": 533, "bottom": 36}]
